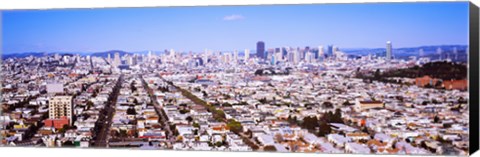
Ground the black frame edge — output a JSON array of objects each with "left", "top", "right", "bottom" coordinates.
[{"left": 469, "top": 1, "right": 480, "bottom": 155}]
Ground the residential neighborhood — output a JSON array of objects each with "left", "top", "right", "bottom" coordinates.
[{"left": 0, "top": 44, "right": 470, "bottom": 156}]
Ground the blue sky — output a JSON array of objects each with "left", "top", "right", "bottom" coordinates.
[{"left": 1, "top": 2, "right": 470, "bottom": 54}]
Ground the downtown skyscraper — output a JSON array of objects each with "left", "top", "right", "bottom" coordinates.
[
  {"left": 327, "top": 45, "right": 333, "bottom": 58},
  {"left": 244, "top": 49, "right": 250, "bottom": 61},
  {"left": 386, "top": 41, "right": 392, "bottom": 62},
  {"left": 256, "top": 41, "right": 265, "bottom": 59}
]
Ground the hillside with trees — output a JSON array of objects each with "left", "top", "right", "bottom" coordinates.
[{"left": 356, "top": 61, "right": 467, "bottom": 82}]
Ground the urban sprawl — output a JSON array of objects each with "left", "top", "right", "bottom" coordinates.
[{"left": 0, "top": 41, "right": 469, "bottom": 155}]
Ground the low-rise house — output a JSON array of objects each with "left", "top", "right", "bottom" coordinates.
[
  {"left": 327, "top": 134, "right": 351, "bottom": 147},
  {"left": 345, "top": 142, "right": 371, "bottom": 154}
]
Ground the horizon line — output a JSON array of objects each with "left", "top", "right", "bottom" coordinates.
[{"left": 2, "top": 44, "right": 469, "bottom": 55}]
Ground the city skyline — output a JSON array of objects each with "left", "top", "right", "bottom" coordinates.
[
  {"left": 0, "top": 2, "right": 474, "bottom": 154},
  {"left": 2, "top": 2, "right": 469, "bottom": 54}
]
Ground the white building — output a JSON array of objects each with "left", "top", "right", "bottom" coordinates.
[
  {"left": 386, "top": 41, "right": 392, "bottom": 62},
  {"left": 244, "top": 49, "right": 250, "bottom": 61},
  {"left": 48, "top": 96, "right": 73, "bottom": 124}
]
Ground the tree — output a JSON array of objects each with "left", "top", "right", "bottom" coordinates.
[
  {"left": 254, "top": 69, "right": 263, "bottom": 76},
  {"left": 264, "top": 145, "right": 277, "bottom": 152},
  {"left": 318, "top": 121, "right": 331, "bottom": 137},
  {"left": 259, "top": 98, "right": 268, "bottom": 104},
  {"left": 179, "top": 109, "right": 190, "bottom": 114},
  {"left": 186, "top": 116, "right": 193, "bottom": 124},
  {"left": 227, "top": 119, "right": 243, "bottom": 133},
  {"left": 322, "top": 101, "right": 334, "bottom": 109},
  {"left": 274, "top": 133, "right": 283, "bottom": 142},
  {"left": 332, "top": 109, "right": 343, "bottom": 123},
  {"left": 302, "top": 116, "right": 319, "bottom": 130},
  {"left": 177, "top": 135, "right": 184, "bottom": 142},
  {"left": 86, "top": 101, "right": 94, "bottom": 110},
  {"left": 251, "top": 145, "right": 260, "bottom": 150},
  {"left": 110, "top": 130, "right": 119, "bottom": 137},
  {"left": 192, "top": 122, "right": 200, "bottom": 128},
  {"left": 213, "top": 110, "right": 226, "bottom": 121},
  {"left": 92, "top": 91, "right": 98, "bottom": 97},
  {"left": 374, "top": 69, "right": 381, "bottom": 80},
  {"left": 215, "top": 141, "right": 223, "bottom": 147},
  {"left": 433, "top": 115, "right": 440, "bottom": 123},
  {"left": 362, "top": 126, "right": 370, "bottom": 134},
  {"left": 126, "top": 106, "right": 137, "bottom": 115},
  {"left": 133, "top": 99, "right": 139, "bottom": 105},
  {"left": 288, "top": 115, "right": 297, "bottom": 124},
  {"left": 60, "top": 124, "right": 70, "bottom": 133},
  {"left": 422, "top": 101, "right": 429, "bottom": 105},
  {"left": 130, "top": 81, "right": 137, "bottom": 92},
  {"left": 119, "top": 130, "right": 128, "bottom": 138},
  {"left": 342, "top": 100, "right": 353, "bottom": 106},
  {"left": 322, "top": 111, "right": 334, "bottom": 123}
]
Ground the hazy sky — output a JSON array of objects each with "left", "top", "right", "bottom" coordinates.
[{"left": 2, "top": 2, "right": 470, "bottom": 54}]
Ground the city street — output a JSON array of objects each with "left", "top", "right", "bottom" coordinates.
[{"left": 94, "top": 74, "right": 123, "bottom": 147}]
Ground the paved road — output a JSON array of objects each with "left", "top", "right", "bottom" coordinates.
[
  {"left": 239, "top": 132, "right": 264, "bottom": 151},
  {"left": 139, "top": 74, "right": 174, "bottom": 148},
  {"left": 94, "top": 74, "right": 123, "bottom": 147}
]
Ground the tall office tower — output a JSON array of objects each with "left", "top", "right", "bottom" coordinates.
[
  {"left": 54, "top": 53, "right": 61, "bottom": 60},
  {"left": 148, "top": 51, "right": 152, "bottom": 61},
  {"left": 170, "top": 49, "right": 176, "bottom": 59},
  {"left": 293, "top": 49, "right": 301, "bottom": 64},
  {"left": 267, "top": 49, "right": 274, "bottom": 61},
  {"left": 287, "top": 51, "right": 295, "bottom": 63},
  {"left": 244, "top": 49, "right": 250, "bottom": 61},
  {"left": 282, "top": 47, "right": 288, "bottom": 59},
  {"left": 437, "top": 47, "right": 443, "bottom": 60},
  {"left": 133, "top": 54, "right": 139, "bottom": 65},
  {"left": 194, "top": 57, "right": 204, "bottom": 66},
  {"left": 271, "top": 54, "right": 276, "bottom": 65},
  {"left": 419, "top": 48, "right": 424, "bottom": 57},
  {"left": 275, "top": 52, "right": 283, "bottom": 62},
  {"left": 305, "top": 46, "right": 311, "bottom": 59},
  {"left": 107, "top": 53, "right": 112, "bottom": 63},
  {"left": 256, "top": 41, "right": 265, "bottom": 59},
  {"left": 386, "top": 41, "right": 392, "bottom": 62},
  {"left": 113, "top": 52, "right": 121, "bottom": 67},
  {"left": 127, "top": 55, "right": 134, "bottom": 65},
  {"left": 48, "top": 96, "right": 73, "bottom": 124},
  {"left": 275, "top": 48, "right": 281, "bottom": 54},
  {"left": 318, "top": 46, "right": 324, "bottom": 59},
  {"left": 453, "top": 47, "right": 458, "bottom": 60},
  {"left": 305, "top": 52, "right": 314, "bottom": 63},
  {"left": 203, "top": 49, "right": 210, "bottom": 64},
  {"left": 234, "top": 49, "right": 239, "bottom": 62},
  {"left": 223, "top": 52, "right": 232, "bottom": 63},
  {"left": 327, "top": 45, "right": 333, "bottom": 58}
]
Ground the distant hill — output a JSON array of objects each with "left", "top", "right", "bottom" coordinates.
[
  {"left": 3, "top": 45, "right": 469, "bottom": 60},
  {"left": 87, "top": 50, "right": 132, "bottom": 58},
  {"left": 2, "top": 50, "right": 133, "bottom": 59},
  {"left": 2, "top": 52, "right": 50, "bottom": 59},
  {"left": 381, "top": 61, "right": 467, "bottom": 80},
  {"left": 344, "top": 45, "right": 468, "bottom": 62}
]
